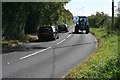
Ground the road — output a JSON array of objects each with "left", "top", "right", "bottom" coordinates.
[{"left": 2, "top": 26, "right": 97, "bottom": 78}]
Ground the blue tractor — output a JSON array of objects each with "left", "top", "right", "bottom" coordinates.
[{"left": 74, "top": 16, "right": 90, "bottom": 34}]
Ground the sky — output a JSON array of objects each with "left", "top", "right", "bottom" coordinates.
[{"left": 64, "top": 0, "right": 120, "bottom": 16}]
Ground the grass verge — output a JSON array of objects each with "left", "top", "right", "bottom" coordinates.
[
  {"left": 2, "top": 35, "right": 38, "bottom": 47},
  {"left": 65, "top": 28, "right": 120, "bottom": 79}
]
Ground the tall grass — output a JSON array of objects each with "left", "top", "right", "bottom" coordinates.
[{"left": 66, "top": 28, "right": 120, "bottom": 79}]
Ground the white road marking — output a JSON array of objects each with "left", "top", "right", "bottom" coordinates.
[
  {"left": 57, "top": 34, "right": 72, "bottom": 45},
  {"left": 57, "top": 39, "right": 66, "bottom": 45},
  {"left": 66, "top": 34, "right": 72, "bottom": 39},
  {"left": 20, "top": 32, "right": 73, "bottom": 60},
  {"left": 20, "top": 47, "right": 51, "bottom": 60}
]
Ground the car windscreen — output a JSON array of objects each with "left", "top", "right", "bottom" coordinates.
[{"left": 39, "top": 27, "right": 52, "bottom": 32}]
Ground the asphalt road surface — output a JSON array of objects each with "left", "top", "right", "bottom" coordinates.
[{"left": 2, "top": 25, "right": 97, "bottom": 78}]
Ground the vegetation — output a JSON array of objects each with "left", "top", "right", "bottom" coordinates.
[
  {"left": 2, "top": 2, "right": 73, "bottom": 41},
  {"left": 2, "top": 35, "right": 38, "bottom": 47},
  {"left": 88, "top": 12, "right": 109, "bottom": 28},
  {"left": 115, "top": 14, "right": 120, "bottom": 34},
  {"left": 2, "top": 2, "right": 120, "bottom": 78},
  {"left": 65, "top": 27, "right": 119, "bottom": 79},
  {"left": 65, "top": 11, "right": 120, "bottom": 79},
  {"left": 88, "top": 12, "right": 120, "bottom": 35},
  {"left": 2, "top": 2, "right": 73, "bottom": 47}
]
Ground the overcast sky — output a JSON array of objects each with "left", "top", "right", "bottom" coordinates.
[{"left": 65, "top": 0, "right": 120, "bottom": 16}]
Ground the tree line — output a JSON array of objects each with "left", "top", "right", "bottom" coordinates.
[
  {"left": 2, "top": 2, "right": 73, "bottom": 40},
  {"left": 88, "top": 11, "right": 120, "bottom": 35}
]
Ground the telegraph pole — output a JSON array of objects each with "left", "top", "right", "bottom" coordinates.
[{"left": 112, "top": 0, "right": 114, "bottom": 30}]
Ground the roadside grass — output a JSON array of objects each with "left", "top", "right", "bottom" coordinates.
[
  {"left": 2, "top": 35, "right": 38, "bottom": 47},
  {"left": 65, "top": 28, "right": 120, "bottom": 79}
]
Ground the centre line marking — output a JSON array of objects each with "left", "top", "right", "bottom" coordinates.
[
  {"left": 20, "top": 33, "right": 72, "bottom": 59},
  {"left": 57, "top": 34, "right": 72, "bottom": 45},
  {"left": 20, "top": 47, "right": 51, "bottom": 60},
  {"left": 57, "top": 39, "right": 66, "bottom": 45},
  {"left": 67, "top": 34, "right": 72, "bottom": 39}
]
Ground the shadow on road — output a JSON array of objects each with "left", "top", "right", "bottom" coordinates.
[
  {"left": 2, "top": 45, "right": 46, "bottom": 54},
  {"left": 30, "top": 39, "right": 54, "bottom": 43},
  {"left": 2, "top": 39, "right": 53, "bottom": 54},
  {"left": 56, "top": 41, "right": 97, "bottom": 49},
  {"left": 2, "top": 32, "right": 88, "bottom": 54},
  {"left": 69, "top": 32, "right": 86, "bottom": 34}
]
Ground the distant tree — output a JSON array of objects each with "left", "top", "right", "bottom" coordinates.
[
  {"left": 88, "top": 12, "right": 108, "bottom": 28},
  {"left": 115, "top": 15, "right": 120, "bottom": 34}
]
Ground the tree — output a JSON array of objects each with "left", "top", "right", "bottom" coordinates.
[
  {"left": 88, "top": 12, "right": 108, "bottom": 28},
  {"left": 2, "top": 2, "right": 27, "bottom": 40},
  {"left": 2, "top": 2, "right": 72, "bottom": 40},
  {"left": 115, "top": 15, "right": 120, "bottom": 34}
]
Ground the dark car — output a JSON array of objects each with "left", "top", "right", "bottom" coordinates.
[
  {"left": 37, "top": 25, "right": 59, "bottom": 40},
  {"left": 58, "top": 24, "right": 68, "bottom": 33},
  {"left": 74, "top": 16, "right": 90, "bottom": 34}
]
